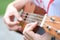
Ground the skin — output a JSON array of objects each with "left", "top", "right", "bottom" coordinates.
[
  {"left": 3, "top": 0, "right": 32, "bottom": 31},
  {"left": 3, "top": 0, "right": 52, "bottom": 40},
  {"left": 23, "top": 22, "right": 51, "bottom": 40}
]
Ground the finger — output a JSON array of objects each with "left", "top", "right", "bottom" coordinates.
[
  {"left": 9, "top": 25, "right": 22, "bottom": 31},
  {"left": 26, "top": 31, "right": 35, "bottom": 39},
  {"left": 23, "top": 22, "right": 38, "bottom": 34},
  {"left": 4, "top": 17, "right": 19, "bottom": 26},
  {"left": 23, "top": 36, "right": 30, "bottom": 40},
  {"left": 23, "top": 23, "right": 35, "bottom": 34},
  {"left": 24, "top": 37, "right": 27, "bottom": 40},
  {"left": 24, "top": 23, "right": 34, "bottom": 29},
  {"left": 23, "top": 32, "right": 33, "bottom": 40},
  {"left": 27, "top": 22, "right": 38, "bottom": 31},
  {"left": 14, "top": 12, "right": 23, "bottom": 21}
]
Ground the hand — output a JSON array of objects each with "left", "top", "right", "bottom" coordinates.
[
  {"left": 23, "top": 22, "right": 52, "bottom": 40},
  {"left": 3, "top": 4, "right": 23, "bottom": 31},
  {"left": 3, "top": 0, "right": 32, "bottom": 32}
]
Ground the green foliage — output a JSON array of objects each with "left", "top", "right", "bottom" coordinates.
[{"left": 0, "top": 0, "right": 13, "bottom": 16}]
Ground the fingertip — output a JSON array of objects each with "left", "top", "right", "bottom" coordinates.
[
  {"left": 18, "top": 17, "right": 23, "bottom": 21},
  {"left": 34, "top": 22, "right": 38, "bottom": 25}
]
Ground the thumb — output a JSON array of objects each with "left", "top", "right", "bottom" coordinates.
[{"left": 14, "top": 12, "right": 23, "bottom": 21}]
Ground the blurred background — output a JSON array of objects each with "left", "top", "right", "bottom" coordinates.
[
  {"left": 0, "top": 0, "right": 13, "bottom": 16},
  {"left": 0, "top": 0, "right": 23, "bottom": 40}
]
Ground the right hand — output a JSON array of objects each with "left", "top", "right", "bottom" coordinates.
[
  {"left": 3, "top": 4, "right": 23, "bottom": 31},
  {"left": 23, "top": 22, "right": 52, "bottom": 40}
]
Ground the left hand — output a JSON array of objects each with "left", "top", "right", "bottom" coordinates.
[{"left": 23, "top": 22, "right": 51, "bottom": 40}]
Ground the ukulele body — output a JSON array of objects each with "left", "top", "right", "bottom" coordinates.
[
  {"left": 19, "top": 2, "right": 46, "bottom": 32},
  {"left": 18, "top": 2, "right": 60, "bottom": 39}
]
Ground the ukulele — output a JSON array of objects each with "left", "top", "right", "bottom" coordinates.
[
  {"left": 17, "top": 2, "right": 60, "bottom": 39},
  {"left": 18, "top": 2, "right": 46, "bottom": 32},
  {"left": 41, "top": 15, "right": 60, "bottom": 39}
]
